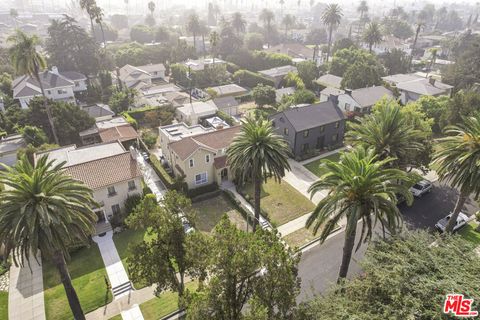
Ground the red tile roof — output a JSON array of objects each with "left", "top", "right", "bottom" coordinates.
[{"left": 98, "top": 125, "right": 139, "bottom": 143}]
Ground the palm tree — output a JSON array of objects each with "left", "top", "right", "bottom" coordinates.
[
  {"left": 91, "top": 5, "right": 106, "bottom": 48},
  {"left": 9, "top": 8, "right": 18, "bottom": 28},
  {"left": 363, "top": 21, "right": 382, "bottom": 53},
  {"left": 345, "top": 102, "right": 423, "bottom": 170},
  {"left": 321, "top": 3, "right": 343, "bottom": 62},
  {"left": 259, "top": 8, "right": 275, "bottom": 47},
  {"left": 307, "top": 147, "right": 413, "bottom": 281},
  {"left": 147, "top": 1, "right": 155, "bottom": 15},
  {"left": 186, "top": 12, "right": 201, "bottom": 50},
  {"left": 426, "top": 48, "right": 438, "bottom": 78},
  {"left": 231, "top": 12, "right": 246, "bottom": 35},
  {"left": 282, "top": 14, "right": 296, "bottom": 37},
  {"left": 198, "top": 20, "right": 210, "bottom": 57},
  {"left": 8, "top": 30, "right": 59, "bottom": 145},
  {"left": 227, "top": 117, "right": 291, "bottom": 231},
  {"left": 409, "top": 21, "right": 424, "bottom": 71},
  {"left": 432, "top": 115, "right": 480, "bottom": 233},
  {"left": 357, "top": 0, "right": 368, "bottom": 20},
  {"left": 210, "top": 31, "right": 220, "bottom": 64},
  {"left": 0, "top": 156, "right": 98, "bottom": 320},
  {"left": 79, "top": 0, "right": 97, "bottom": 35}
]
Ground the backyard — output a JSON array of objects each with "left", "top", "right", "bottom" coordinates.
[
  {"left": 304, "top": 153, "right": 341, "bottom": 178},
  {"left": 42, "top": 243, "right": 112, "bottom": 320},
  {"left": 193, "top": 193, "right": 250, "bottom": 233},
  {"left": 240, "top": 179, "right": 315, "bottom": 226}
]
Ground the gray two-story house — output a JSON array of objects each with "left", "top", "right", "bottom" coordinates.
[{"left": 269, "top": 101, "right": 345, "bottom": 159}]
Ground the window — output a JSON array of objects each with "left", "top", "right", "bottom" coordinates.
[
  {"left": 319, "top": 126, "right": 325, "bottom": 133},
  {"left": 189, "top": 159, "right": 194, "bottom": 168},
  {"left": 206, "top": 154, "right": 210, "bottom": 163},
  {"left": 195, "top": 172, "right": 208, "bottom": 185},
  {"left": 354, "top": 106, "right": 361, "bottom": 113},
  {"left": 57, "top": 89, "right": 67, "bottom": 94},
  {"left": 75, "top": 82, "right": 79, "bottom": 87},
  {"left": 107, "top": 186, "right": 116, "bottom": 197},
  {"left": 111, "top": 204, "right": 121, "bottom": 215},
  {"left": 335, "top": 121, "right": 340, "bottom": 128},
  {"left": 345, "top": 103, "right": 351, "bottom": 111},
  {"left": 302, "top": 143, "right": 309, "bottom": 152},
  {"left": 284, "top": 128, "right": 289, "bottom": 135},
  {"left": 332, "top": 134, "right": 339, "bottom": 142},
  {"left": 128, "top": 180, "right": 136, "bottom": 191},
  {"left": 47, "top": 90, "right": 51, "bottom": 95},
  {"left": 303, "top": 130, "right": 309, "bottom": 138}
]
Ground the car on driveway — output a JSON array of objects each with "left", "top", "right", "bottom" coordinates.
[
  {"left": 435, "top": 212, "right": 469, "bottom": 233},
  {"left": 410, "top": 180, "right": 433, "bottom": 197}
]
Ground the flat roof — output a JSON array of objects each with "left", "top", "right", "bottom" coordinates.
[{"left": 159, "top": 122, "right": 214, "bottom": 142}]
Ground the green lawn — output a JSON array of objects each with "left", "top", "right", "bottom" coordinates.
[
  {"left": 283, "top": 227, "right": 322, "bottom": 249},
  {"left": 0, "top": 291, "right": 7, "bottom": 319},
  {"left": 304, "top": 153, "right": 341, "bottom": 178},
  {"left": 140, "top": 282, "right": 198, "bottom": 320},
  {"left": 43, "top": 243, "right": 112, "bottom": 320},
  {"left": 241, "top": 179, "right": 315, "bottom": 226},
  {"left": 194, "top": 193, "right": 249, "bottom": 233},
  {"left": 108, "top": 315, "right": 122, "bottom": 320},
  {"left": 459, "top": 221, "right": 480, "bottom": 246}
]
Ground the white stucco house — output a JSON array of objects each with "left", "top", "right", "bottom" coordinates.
[
  {"left": 176, "top": 101, "right": 218, "bottom": 125},
  {"left": 117, "top": 63, "right": 166, "bottom": 89},
  {"left": 12, "top": 66, "right": 87, "bottom": 109},
  {"left": 34, "top": 142, "right": 143, "bottom": 222}
]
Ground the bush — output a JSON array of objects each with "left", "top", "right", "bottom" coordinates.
[
  {"left": 236, "top": 93, "right": 253, "bottom": 103},
  {"left": 142, "top": 130, "right": 158, "bottom": 149},
  {"left": 186, "top": 182, "right": 219, "bottom": 198},
  {"left": 226, "top": 62, "right": 241, "bottom": 74},
  {"left": 216, "top": 111, "right": 235, "bottom": 126},
  {"left": 124, "top": 194, "right": 143, "bottom": 215},
  {"left": 150, "top": 154, "right": 175, "bottom": 189},
  {"left": 122, "top": 112, "right": 138, "bottom": 129},
  {"left": 123, "top": 105, "right": 175, "bottom": 128},
  {"left": 232, "top": 69, "right": 275, "bottom": 89}
]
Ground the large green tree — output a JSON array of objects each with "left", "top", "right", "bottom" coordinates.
[
  {"left": 252, "top": 83, "right": 276, "bottom": 108},
  {"left": 227, "top": 117, "right": 291, "bottom": 231},
  {"left": 321, "top": 3, "right": 343, "bottom": 62},
  {"left": 362, "top": 21, "right": 382, "bottom": 53},
  {"left": 8, "top": 30, "right": 59, "bottom": 144},
  {"left": 432, "top": 114, "right": 480, "bottom": 233},
  {"left": 296, "top": 60, "right": 318, "bottom": 90},
  {"left": 379, "top": 48, "right": 410, "bottom": 75},
  {"left": 341, "top": 60, "right": 382, "bottom": 89},
  {"left": 330, "top": 47, "right": 382, "bottom": 78},
  {"left": 307, "top": 147, "right": 414, "bottom": 281},
  {"left": 186, "top": 12, "right": 201, "bottom": 50},
  {"left": 0, "top": 156, "right": 97, "bottom": 320}
]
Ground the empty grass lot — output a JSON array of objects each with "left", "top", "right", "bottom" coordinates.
[
  {"left": 459, "top": 221, "right": 480, "bottom": 247},
  {"left": 43, "top": 242, "right": 112, "bottom": 320},
  {"left": 241, "top": 179, "right": 315, "bottom": 226},
  {"left": 304, "top": 153, "right": 341, "bottom": 178},
  {"left": 194, "top": 193, "right": 249, "bottom": 232}
]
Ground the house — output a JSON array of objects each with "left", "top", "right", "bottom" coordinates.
[
  {"left": 382, "top": 73, "right": 453, "bottom": 104},
  {"left": 117, "top": 63, "right": 166, "bottom": 89},
  {"left": 319, "top": 87, "right": 345, "bottom": 103},
  {"left": 360, "top": 35, "right": 411, "bottom": 55},
  {"left": 159, "top": 123, "right": 214, "bottom": 165},
  {"left": 259, "top": 65, "right": 298, "bottom": 88},
  {"left": 269, "top": 101, "right": 345, "bottom": 159},
  {"left": 82, "top": 104, "right": 115, "bottom": 122},
  {"left": 315, "top": 74, "right": 343, "bottom": 89},
  {"left": 79, "top": 117, "right": 139, "bottom": 148},
  {"left": 275, "top": 87, "right": 295, "bottom": 103},
  {"left": 176, "top": 101, "right": 218, "bottom": 125},
  {"left": 163, "top": 91, "right": 193, "bottom": 107},
  {"left": 205, "top": 116, "right": 230, "bottom": 130},
  {"left": 264, "top": 43, "right": 317, "bottom": 63},
  {"left": 183, "top": 58, "right": 227, "bottom": 72},
  {"left": 34, "top": 142, "right": 142, "bottom": 222},
  {"left": 337, "top": 86, "right": 394, "bottom": 114},
  {"left": 208, "top": 84, "right": 248, "bottom": 98},
  {"left": 12, "top": 66, "right": 87, "bottom": 109},
  {"left": 166, "top": 126, "right": 241, "bottom": 189},
  {"left": 0, "top": 134, "right": 26, "bottom": 168},
  {"left": 209, "top": 96, "right": 240, "bottom": 116}
]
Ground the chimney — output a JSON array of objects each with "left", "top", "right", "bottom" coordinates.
[
  {"left": 428, "top": 76, "right": 436, "bottom": 86},
  {"left": 51, "top": 66, "right": 59, "bottom": 75},
  {"left": 344, "top": 88, "right": 352, "bottom": 96}
]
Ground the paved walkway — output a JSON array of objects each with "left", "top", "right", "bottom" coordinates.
[
  {"left": 136, "top": 153, "right": 167, "bottom": 202},
  {"left": 277, "top": 213, "right": 312, "bottom": 237},
  {"left": 8, "top": 253, "right": 46, "bottom": 320},
  {"left": 283, "top": 158, "right": 326, "bottom": 205},
  {"left": 298, "top": 147, "right": 346, "bottom": 165}
]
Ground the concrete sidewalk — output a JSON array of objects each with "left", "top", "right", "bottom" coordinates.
[
  {"left": 278, "top": 213, "right": 312, "bottom": 237},
  {"left": 8, "top": 253, "right": 46, "bottom": 320}
]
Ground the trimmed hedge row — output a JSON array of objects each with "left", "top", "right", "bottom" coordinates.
[
  {"left": 232, "top": 69, "right": 275, "bottom": 89},
  {"left": 186, "top": 182, "right": 219, "bottom": 199},
  {"left": 150, "top": 154, "right": 175, "bottom": 189}
]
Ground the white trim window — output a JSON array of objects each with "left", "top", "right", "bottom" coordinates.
[
  {"left": 206, "top": 154, "right": 210, "bottom": 163},
  {"left": 195, "top": 172, "right": 208, "bottom": 185},
  {"left": 189, "top": 159, "right": 194, "bottom": 167}
]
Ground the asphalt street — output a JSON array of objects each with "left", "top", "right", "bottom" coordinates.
[{"left": 297, "top": 181, "right": 479, "bottom": 301}]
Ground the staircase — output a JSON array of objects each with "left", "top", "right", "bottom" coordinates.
[
  {"left": 112, "top": 281, "right": 134, "bottom": 298},
  {"left": 95, "top": 222, "right": 112, "bottom": 236}
]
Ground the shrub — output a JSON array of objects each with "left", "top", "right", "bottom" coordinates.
[
  {"left": 150, "top": 154, "right": 175, "bottom": 188},
  {"left": 186, "top": 182, "right": 219, "bottom": 198},
  {"left": 232, "top": 69, "right": 275, "bottom": 88},
  {"left": 122, "top": 112, "right": 138, "bottom": 129},
  {"left": 124, "top": 194, "right": 143, "bottom": 215},
  {"left": 142, "top": 130, "right": 158, "bottom": 149},
  {"left": 216, "top": 111, "right": 235, "bottom": 126}
]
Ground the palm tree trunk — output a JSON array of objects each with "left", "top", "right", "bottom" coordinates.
[
  {"left": 193, "top": 33, "right": 197, "bottom": 50},
  {"left": 337, "top": 216, "right": 357, "bottom": 282},
  {"left": 99, "top": 22, "right": 107, "bottom": 48},
  {"left": 202, "top": 34, "right": 206, "bottom": 58},
  {"left": 34, "top": 67, "right": 59, "bottom": 145},
  {"left": 409, "top": 25, "right": 421, "bottom": 71},
  {"left": 445, "top": 191, "right": 468, "bottom": 233},
  {"left": 52, "top": 251, "right": 85, "bottom": 320},
  {"left": 89, "top": 17, "right": 95, "bottom": 37},
  {"left": 369, "top": 42, "right": 372, "bottom": 53},
  {"left": 253, "top": 176, "right": 261, "bottom": 232},
  {"left": 326, "top": 25, "right": 333, "bottom": 62}
]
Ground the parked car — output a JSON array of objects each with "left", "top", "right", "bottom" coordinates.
[
  {"left": 179, "top": 213, "right": 194, "bottom": 234},
  {"left": 435, "top": 212, "right": 469, "bottom": 233},
  {"left": 410, "top": 180, "right": 433, "bottom": 197},
  {"left": 141, "top": 152, "right": 150, "bottom": 162}
]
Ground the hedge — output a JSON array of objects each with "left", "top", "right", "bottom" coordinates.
[
  {"left": 235, "top": 92, "right": 253, "bottom": 103},
  {"left": 150, "top": 154, "right": 175, "bottom": 189},
  {"left": 226, "top": 62, "right": 241, "bottom": 74},
  {"left": 232, "top": 69, "right": 275, "bottom": 89},
  {"left": 122, "top": 112, "right": 138, "bottom": 129},
  {"left": 186, "top": 182, "right": 219, "bottom": 198},
  {"left": 216, "top": 111, "right": 235, "bottom": 126}
]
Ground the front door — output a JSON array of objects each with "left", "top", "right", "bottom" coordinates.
[
  {"left": 221, "top": 168, "right": 228, "bottom": 181},
  {"left": 316, "top": 136, "right": 325, "bottom": 149},
  {"left": 96, "top": 210, "right": 106, "bottom": 222}
]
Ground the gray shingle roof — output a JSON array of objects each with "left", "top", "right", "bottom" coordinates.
[
  {"left": 348, "top": 86, "right": 394, "bottom": 107},
  {"left": 259, "top": 65, "right": 297, "bottom": 77},
  {"left": 316, "top": 74, "right": 343, "bottom": 89},
  {"left": 12, "top": 70, "right": 76, "bottom": 98},
  {"left": 212, "top": 96, "right": 239, "bottom": 109}
]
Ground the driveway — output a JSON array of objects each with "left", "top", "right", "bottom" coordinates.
[{"left": 136, "top": 152, "right": 166, "bottom": 201}]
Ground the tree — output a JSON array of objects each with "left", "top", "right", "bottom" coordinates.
[
  {"left": 209, "top": 31, "right": 220, "bottom": 64},
  {"left": 154, "top": 26, "right": 170, "bottom": 43},
  {"left": 330, "top": 47, "right": 383, "bottom": 78},
  {"left": 299, "top": 231, "right": 480, "bottom": 319},
  {"left": 21, "top": 125, "right": 48, "bottom": 147},
  {"left": 91, "top": 5, "right": 106, "bottom": 47},
  {"left": 305, "top": 28, "right": 328, "bottom": 46},
  {"left": 378, "top": 48, "right": 409, "bottom": 75},
  {"left": 9, "top": 8, "right": 18, "bottom": 28},
  {"left": 0, "top": 72, "right": 12, "bottom": 96},
  {"left": 259, "top": 9, "right": 275, "bottom": 47},
  {"left": 296, "top": 60, "right": 318, "bottom": 89},
  {"left": 130, "top": 24, "right": 154, "bottom": 43},
  {"left": 186, "top": 13, "right": 201, "bottom": 50},
  {"left": 382, "top": 18, "right": 413, "bottom": 40},
  {"left": 331, "top": 37, "right": 356, "bottom": 56},
  {"left": 218, "top": 23, "right": 243, "bottom": 58},
  {"left": 409, "top": 22, "right": 424, "bottom": 70},
  {"left": 185, "top": 217, "right": 300, "bottom": 320},
  {"left": 442, "top": 34, "right": 480, "bottom": 89},
  {"left": 432, "top": 114, "right": 480, "bottom": 233},
  {"left": 414, "top": 95, "right": 450, "bottom": 134},
  {"left": 0, "top": 156, "right": 97, "bottom": 320},
  {"left": 111, "top": 14, "right": 128, "bottom": 30},
  {"left": 363, "top": 22, "right": 382, "bottom": 53},
  {"left": 279, "top": 88, "right": 316, "bottom": 110},
  {"left": 282, "top": 14, "right": 295, "bottom": 37},
  {"left": 126, "top": 192, "right": 209, "bottom": 304},
  {"left": 425, "top": 48, "right": 438, "bottom": 78},
  {"left": 346, "top": 100, "right": 426, "bottom": 170},
  {"left": 357, "top": 0, "right": 368, "bottom": 21},
  {"left": 245, "top": 33, "right": 264, "bottom": 51},
  {"left": 321, "top": 4, "right": 343, "bottom": 62},
  {"left": 147, "top": 1, "right": 155, "bottom": 15},
  {"left": 8, "top": 30, "right": 59, "bottom": 145},
  {"left": 307, "top": 147, "right": 414, "bottom": 281},
  {"left": 341, "top": 60, "right": 382, "bottom": 89},
  {"left": 93, "top": 23, "right": 118, "bottom": 43},
  {"left": 252, "top": 84, "right": 276, "bottom": 108},
  {"left": 109, "top": 88, "right": 136, "bottom": 114},
  {"left": 227, "top": 117, "right": 291, "bottom": 231},
  {"left": 231, "top": 12, "right": 246, "bottom": 35},
  {"left": 79, "top": 0, "right": 97, "bottom": 35},
  {"left": 145, "top": 14, "right": 156, "bottom": 28}
]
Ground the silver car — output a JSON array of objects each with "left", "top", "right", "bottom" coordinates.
[
  {"left": 435, "top": 212, "right": 469, "bottom": 233},
  {"left": 410, "top": 180, "right": 433, "bottom": 197}
]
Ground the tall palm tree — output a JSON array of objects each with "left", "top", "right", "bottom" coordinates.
[
  {"left": 198, "top": 20, "right": 210, "bottom": 57},
  {"left": 432, "top": 115, "right": 480, "bottom": 233},
  {"left": 231, "top": 12, "right": 246, "bottom": 35},
  {"left": 8, "top": 30, "right": 59, "bottom": 145},
  {"left": 357, "top": 0, "right": 368, "bottom": 20},
  {"left": 321, "top": 3, "right": 343, "bottom": 62},
  {"left": 363, "top": 21, "right": 382, "bottom": 53},
  {"left": 307, "top": 147, "right": 413, "bottom": 281},
  {"left": 79, "top": 0, "right": 97, "bottom": 36},
  {"left": 0, "top": 156, "right": 98, "bottom": 320},
  {"left": 186, "top": 12, "right": 201, "bottom": 50},
  {"left": 147, "top": 1, "right": 155, "bottom": 15},
  {"left": 259, "top": 8, "right": 275, "bottom": 47},
  {"left": 426, "top": 48, "right": 438, "bottom": 78},
  {"left": 282, "top": 14, "right": 295, "bottom": 37},
  {"left": 345, "top": 102, "right": 423, "bottom": 170},
  {"left": 409, "top": 21, "right": 424, "bottom": 71},
  {"left": 9, "top": 8, "right": 19, "bottom": 28},
  {"left": 227, "top": 117, "right": 291, "bottom": 231},
  {"left": 210, "top": 31, "right": 220, "bottom": 64},
  {"left": 91, "top": 5, "right": 106, "bottom": 48}
]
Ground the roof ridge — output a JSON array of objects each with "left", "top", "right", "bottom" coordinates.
[{"left": 64, "top": 151, "right": 133, "bottom": 168}]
